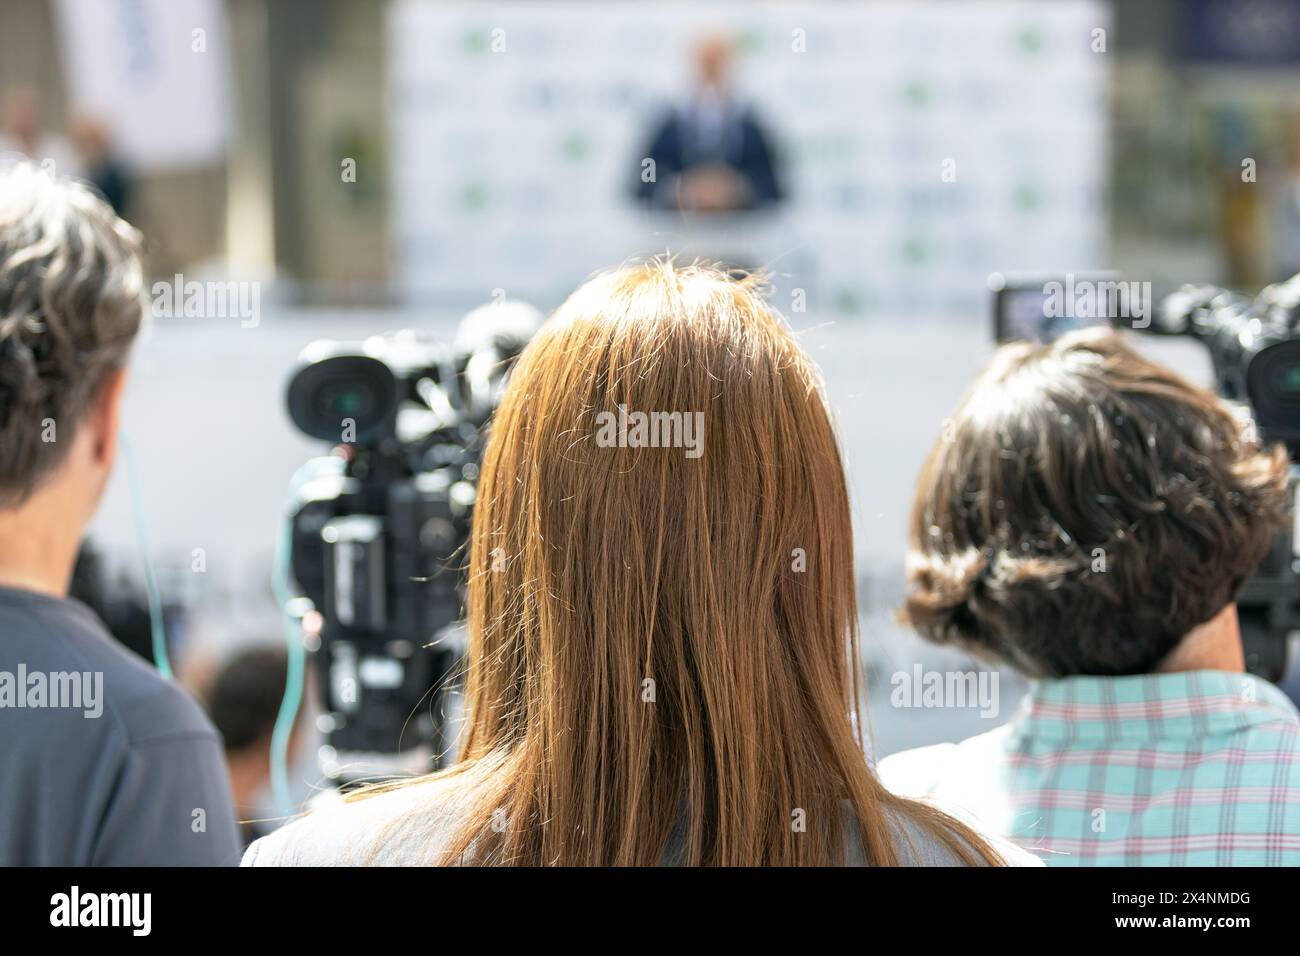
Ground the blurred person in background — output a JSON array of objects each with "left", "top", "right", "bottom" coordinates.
[
  {"left": 204, "top": 645, "right": 302, "bottom": 848},
  {"left": 0, "top": 162, "right": 240, "bottom": 865},
  {"left": 1216, "top": 110, "right": 1265, "bottom": 288},
  {"left": 882, "top": 329, "right": 1300, "bottom": 866},
  {"left": 244, "top": 261, "right": 1036, "bottom": 867},
  {"left": 69, "top": 540, "right": 154, "bottom": 663},
  {"left": 69, "top": 116, "right": 131, "bottom": 217},
  {"left": 0, "top": 86, "right": 81, "bottom": 178},
  {"left": 1271, "top": 111, "right": 1300, "bottom": 282},
  {"left": 634, "top": 35, "right": 783, "bottom": 213}
]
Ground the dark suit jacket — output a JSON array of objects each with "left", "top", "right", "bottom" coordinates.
[{"left": 635, "top": 101, "right": 783, "bottom": 209}]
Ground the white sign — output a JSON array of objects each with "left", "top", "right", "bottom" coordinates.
[
  {"left": 387, "top": 0, "right": 1109, "bottom": 320},
  {"left": 55, "top": 0, "right": 232, "bottom": 172}
]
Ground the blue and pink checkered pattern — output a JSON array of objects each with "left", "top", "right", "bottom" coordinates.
[
  {"left": 881, "top": 669, "right": 1300, "bottom": 865},
  {"left": 1004, "top": 670, "right": 1300, "bottom": 866}
]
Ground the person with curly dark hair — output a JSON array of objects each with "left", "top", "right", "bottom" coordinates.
[
  {"left": 0, "top": 161, "right": 241, "bottom": 865},
  {"left": 881, "top": 328, "right": 1300, "bottom": 866}
]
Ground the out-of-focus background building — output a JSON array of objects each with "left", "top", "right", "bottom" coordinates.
[{"left": 4, "top": 0, "right": 1300, "bottom": 776}]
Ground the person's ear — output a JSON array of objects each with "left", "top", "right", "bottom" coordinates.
[{"left": 89, "top": 366, "right": 129, "bottom": 468}]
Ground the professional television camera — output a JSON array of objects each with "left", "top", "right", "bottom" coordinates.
[
  {"left": 1155, "top": 275, "right": 1300, "bottom": 681},
  {"left": 991, "top": 272, "right": 1300, "bottom": 681},
  {"left": 283, "top": 302, "right": 539, "bottom": 785}
]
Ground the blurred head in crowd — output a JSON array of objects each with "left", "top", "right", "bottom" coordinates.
[
  {"left": 68, "top": 115, "right": 130, "bottom": 216},
  {"left": 0, "top": 161, "right": 144, "bottom": 594},
  {"left": 694, "top": 34, "right": 731, "bottom": 91},
  {"left": 378, "top": 259, "right": 998, "bottom": 866},
  {"left": 205, "top": 645, "right": 298, "bottom": 840},
  {"left": 903, "top": 328, "right": 1291, "bottom": 678},
  {"left": 2, "top": 87, "right": 43, "bottom": 152},
  {"left": 69, "top": 540, "right": 155, "bottom": 662},
  {"left": 68, "top": 116, "right": 110, "bottom": 165}
]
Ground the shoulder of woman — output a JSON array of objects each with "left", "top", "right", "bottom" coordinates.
[
  {"left": 883, "top": 804, "right": 1043, "bottom": 867},
  {"left": 241, "top": 776, "right": 463, "bottom": 867}
]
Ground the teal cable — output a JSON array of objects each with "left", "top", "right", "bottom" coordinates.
[
  {"left": 270, "top": 507, "right": 306, "bottom": 816},
  {"left": 269, "top": 457, "right": 340, "bottom": 815},
  {"left": 120, "top": 430, "right": 171, "bottom": 679}
]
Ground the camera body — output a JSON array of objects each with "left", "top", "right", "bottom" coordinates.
[
  {"left": 991, "top": 273, "right": 1300, "bottom": 681},
  {"left": 1159, "top": 274, "right": 1300, "bottom": 459},
  {"left": 284, "top": 316, "right": 533, "bottom": 784},
  {"left": 1159, "top": 275, "right": 1300, "bottom": 680}
]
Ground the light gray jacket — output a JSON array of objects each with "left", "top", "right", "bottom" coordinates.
[{"left": 242, "top": 778, "right": 1042, "bottom": 866}]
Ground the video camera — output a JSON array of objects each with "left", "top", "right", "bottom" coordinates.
[
  {"left": 992, "top": 272, "right": 1300, "bottom": 681},
  {"left": 283, "top": 303, "right": 539, "bottom": 784}
]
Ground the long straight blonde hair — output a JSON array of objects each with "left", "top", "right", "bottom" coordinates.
[{"left": 368, "top": 260, "right": 998, "bottom": 865}]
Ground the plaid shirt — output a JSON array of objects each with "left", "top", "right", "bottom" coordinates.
[{"left": 879, "top": 670, "right": 1300, "bottom": 866}]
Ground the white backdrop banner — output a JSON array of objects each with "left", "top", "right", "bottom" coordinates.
[
  {"left": 55, "top": 0, "right": 231, "bottom": 172},
  {"left": 387, "top": 0, "right": 1110, "bottom": 321}
]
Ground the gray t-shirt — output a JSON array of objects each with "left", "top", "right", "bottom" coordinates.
[{"left": 0, "top": 585, "right": 242, "bottom": 865}]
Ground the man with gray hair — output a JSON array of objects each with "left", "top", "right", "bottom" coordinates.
[{"left": 0, "top": 162, "right": 241, "bottom": 864}]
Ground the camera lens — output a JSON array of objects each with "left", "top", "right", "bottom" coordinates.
[
  {"left": 319, "top": 380, "right": 378, "bottom": 419},
  {"left": 287, "top": 354, "right": 399, "bottom": 443},
  {"left": 1247, "top": 339, "right": 1300, "bottom": 435},
  {"left": 1272, "top": 362, "right": 1300, "bottom": 396}
]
